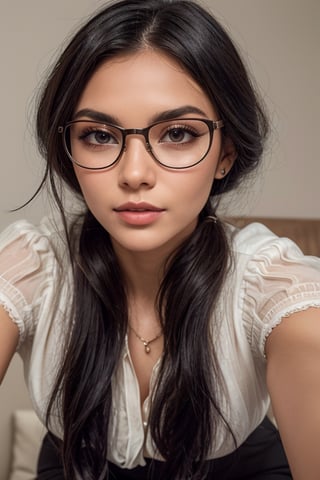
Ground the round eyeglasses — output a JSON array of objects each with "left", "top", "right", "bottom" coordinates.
[{"left": 58, "top": 117, "right": 224, "bottom": 170}]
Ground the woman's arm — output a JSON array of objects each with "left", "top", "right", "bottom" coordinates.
[
  {"left": 0, "top": 305, "right": 19, "bottom": 384},
  {"left": 266, "top": 307, "right": 320, "bottom": 480}
]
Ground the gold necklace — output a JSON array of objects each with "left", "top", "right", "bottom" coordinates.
[{"left": 129, "top": 324, "right": 162, "bottom": 354}]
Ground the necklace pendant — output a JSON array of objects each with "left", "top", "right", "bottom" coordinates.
[
  {"left": 129, "top": 325, "right": 162, "bottom": 354},
  {"left": 143, "top": 341, "right": 151, "bottom": 354}
]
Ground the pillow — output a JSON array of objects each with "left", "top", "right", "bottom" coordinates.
[{"left": 9, "top": 409, "right": 46, "bottom": 480}]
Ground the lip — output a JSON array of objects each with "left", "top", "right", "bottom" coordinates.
[
  {"left": 114, "top": 202, "right": 164, "bottom": 212},
  {"left": 113, "top": 202, "right": 165, "bottom": 226}
]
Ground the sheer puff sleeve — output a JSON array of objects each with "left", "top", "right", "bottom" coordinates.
[
  {"left": 0, "top": 218, "right": 63, "bottom": 348},
  {"left": 235, "top": 223, "right": 320, "bottom": 359}
]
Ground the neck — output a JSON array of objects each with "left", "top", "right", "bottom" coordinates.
[
  {"left": 111, "top": 245, "right": 169, "bottom": 336},
  {"left": 111, "top": 222, "right": 197, "bottom": 298},
  {"left": 112, "top": 246, "right": 168, "bottom": 299}
]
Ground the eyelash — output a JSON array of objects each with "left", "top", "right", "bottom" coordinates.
[
  {"left": 159, "top": 124, "right": 200, "bottom": 144},
  {"left": 78, "top": 127, "right": 119, "bottom": 145}
]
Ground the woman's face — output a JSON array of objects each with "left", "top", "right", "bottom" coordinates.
[{"left": 72, "top": 49, "right": 235, "bottom": 260}]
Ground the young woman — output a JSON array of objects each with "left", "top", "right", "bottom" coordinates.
[{"left": 0, "top": 1, "right": 320, "bottom": 479}]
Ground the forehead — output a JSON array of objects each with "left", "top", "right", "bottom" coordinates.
[{"left": 76, "top": 49, "right": 217, "bottom": 124}]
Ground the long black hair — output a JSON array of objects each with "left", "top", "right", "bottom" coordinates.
[{"left": 36, "top": 1, "right": 269, "bottom": 478}]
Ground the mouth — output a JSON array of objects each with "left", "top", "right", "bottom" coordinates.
[
  {"left": 114, "top": 202, "right": 164, "bottom": 213},
  {"left": 113, "top": 202, "right": 165, "bottom": 225}
]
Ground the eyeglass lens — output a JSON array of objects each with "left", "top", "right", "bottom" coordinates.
[{"left": 64, "top": 119, "right": 213, "bottom": 169}]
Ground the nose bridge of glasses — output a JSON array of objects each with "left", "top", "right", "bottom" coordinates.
[{"left": 122, "top": 127, "right": 151, "bottom": 152}]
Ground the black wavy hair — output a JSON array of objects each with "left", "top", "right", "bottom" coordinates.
[{"left": 35, "top": 1, "right": 269, "bottom": 478}]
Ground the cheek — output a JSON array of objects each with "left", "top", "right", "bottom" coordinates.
[
  {"left": 179, "top": 167, "right": 216, "bottom": 207},
  {"left": 73, "top": 169, "right": 110, "bottom": 209}
]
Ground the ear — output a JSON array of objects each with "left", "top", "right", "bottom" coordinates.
[{"left": 214, "top": 137, "right": 237, "bottom": 179}]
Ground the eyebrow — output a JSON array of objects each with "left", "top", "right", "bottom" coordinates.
[
  {"left": 73, "top": 105, "right": 208, "bottom": 125},
  {"left": 150, "top": 106, "right": 208, "bottom": 123},
  {"left": 73, "top": 109, "right": 120, "bottom": 124}
]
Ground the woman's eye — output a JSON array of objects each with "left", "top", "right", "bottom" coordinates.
[
  {"left": 80, "top": 129, "right": 119, "bottom": 145},
  {"left": 161, "top": 127, "right": 197, "bottom": 144}
]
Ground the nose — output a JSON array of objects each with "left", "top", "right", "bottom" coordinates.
[{"left": 117, "top": 136, "right": 156, "bottom": 190}]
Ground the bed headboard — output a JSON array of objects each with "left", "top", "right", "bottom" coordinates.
[{"left": 228, "top": 217, "right": 320, "bottom": 257}]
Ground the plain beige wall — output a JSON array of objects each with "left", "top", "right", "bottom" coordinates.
[{"left": 0, "top": 0, "right": 319, "bottom": 478}]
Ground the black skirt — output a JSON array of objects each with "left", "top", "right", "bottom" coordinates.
[{"left": 37, "top": 416, "right": 292, "bottom": 479}]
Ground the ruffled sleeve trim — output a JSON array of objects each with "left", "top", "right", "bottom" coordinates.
[
  {"left": 260, "top": 290, "right": 320, "bottom": 358},
  {"left": 0, "top": 278, "right": 29, "bottom": 347}
]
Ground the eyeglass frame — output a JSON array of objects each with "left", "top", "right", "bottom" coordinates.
[{"left": 58, "top": 117, "right": 225, "bottom": 170}]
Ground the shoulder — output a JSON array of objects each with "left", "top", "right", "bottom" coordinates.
[
  {"left": 227, "top": 220, "right": 303, "bottom": 256},
  {"left": 226, "top": 220, "right": 320, "bottom": 279},
  {"left": 224, "top": 221, "right": 320, "bottom": 357},
  {"left": 0, "top": 217, "right": 63, "bottom": 279},
  {"left": 0, "top": 216, "right": 65, "bottom": 256},
  {"left": 0, "top": 217, "right": 73, "bottom": 346},
  {"left": 0, "top": 216, "right": 69, "bottom": 286}
]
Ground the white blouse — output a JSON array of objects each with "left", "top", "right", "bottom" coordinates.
[{"left": 0, "top": 217, "right": 320, "bottom": 468}]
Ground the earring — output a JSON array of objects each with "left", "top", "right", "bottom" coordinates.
[{"left": 220, "top": 168, "right": 226, "bottom": 176}]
